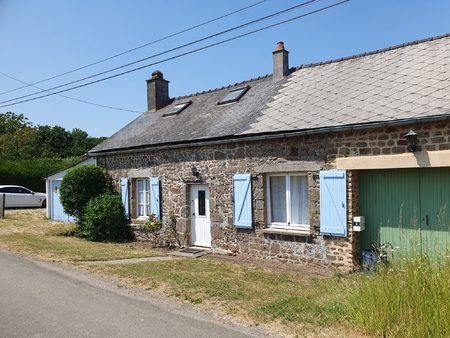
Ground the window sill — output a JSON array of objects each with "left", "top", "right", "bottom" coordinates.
[
  {"left": 262, "top": 227, "right": 311, "bottom": 237},
  {"left": 131, "top": 217, "right": 148, "bottom": 225}
]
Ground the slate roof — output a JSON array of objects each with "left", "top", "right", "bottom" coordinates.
[
  {"left": 91, "top": 34, "right": 450, "bottom": 154},
  {"left": 243, "top": 34, "right": 450, "bottom": 135},
  {"left": 91, "top": 75, "right": 284, "bottom": 153}
]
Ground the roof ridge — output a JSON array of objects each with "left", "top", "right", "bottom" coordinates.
[
  {"left": 172, "top": 32, "right": 449, "bottom": 101},
  {"left": 174, "top": 73, "right": 272, "bottom": 100},
  {"left": 294, "top": 32, "right": 450, "bottom": 71}
]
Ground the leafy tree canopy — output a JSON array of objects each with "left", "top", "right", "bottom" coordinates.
[
  {"left": 0, "top": 111, "right": 32, "bottom": 134},
  {"left": 0, "top": 111, "right": 106, "bottom": 160}
]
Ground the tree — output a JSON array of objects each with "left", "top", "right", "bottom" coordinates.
[
  {"left": 0, "top": 112, "right": 35, "bottom": 160},
  {"left": 86, "top": 136, "right": 107, "bottom": 150},
  {"left": 31, "top": 125, "right": 73, "bottom": 158},
  {"left": 0, "top": 111, "right": 32, "bottom": 134},
  {"left": 60, "top": 165, "right": 114, "bottom": 222},
  {"left": 0, "top": 127, "right": 36, "bottom": 160},
  {"left": 70, "top": 128, "right": 89, "bottom": 156}
]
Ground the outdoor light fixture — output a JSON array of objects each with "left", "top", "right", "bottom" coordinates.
[
  {"left": 404, "top": 129, "right": 418, "bottom": 152},
  {"left": 191, "top": 166, "right": 200, "bottom": 178}
]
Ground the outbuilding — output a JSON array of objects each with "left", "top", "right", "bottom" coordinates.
[{"left": 45, "top": 156, "right": 97, "bottom": 221}]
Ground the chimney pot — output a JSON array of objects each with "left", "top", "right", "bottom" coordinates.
[
  {"left": 276, "top": 41, "right": 285, "bottom": 51},
  {"left": 146, "top": 70, "right": 170, "bottom": 111},
  {"left": 272, "top": 41, "right": 289, "bottom": 81},
  {"left": 151, "top": 70, "right": 164, "bottom": 79}
]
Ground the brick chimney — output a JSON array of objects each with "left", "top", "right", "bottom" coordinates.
[
  {"left": 272, "top": 41, "right": 289, "bottom": 81},
  {"left": 146, "top": 70, "right": 171, "bottom": 111}
]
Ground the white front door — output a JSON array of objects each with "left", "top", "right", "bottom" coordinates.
[{"left": 191, "top": 186, "right": 211, "bottom": 247}]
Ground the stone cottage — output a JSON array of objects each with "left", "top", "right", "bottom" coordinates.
[{"left": 90, "top": 34, "right": 450, "bottom": 271}]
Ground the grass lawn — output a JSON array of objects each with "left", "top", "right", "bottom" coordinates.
[
  {"left": 87, "top": 259, "right": 363, "bottom": 337},
  {"left": 1, "top": 209, "right": 448, "bottom": 337},
  {"left": 0, "top": 209, "right": 162, "bottom": 262},
  {"left": 87, "top": 257, "right": 450, "bottom": 338}
]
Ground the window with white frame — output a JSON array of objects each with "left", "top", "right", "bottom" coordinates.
[
  {"left": 136, "top": 179, "right": 150, "bottom": 218},
  {"left": 266, "top": 174, "right": 309, "bottom": 228}
]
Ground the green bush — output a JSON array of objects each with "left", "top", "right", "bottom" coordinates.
[
  {"left": 60, "top": 165, "right": 113, "bottom": 221},
  {"left": 79, "top": 192, "right": 126, "bottom": 242}
]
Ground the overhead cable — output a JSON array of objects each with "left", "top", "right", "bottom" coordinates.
[
  {"left": 0, "top": 0, "right": 320, "bottom": 105},
  {"left": 0, "top": 0, "right": 349, "bottom": 109},
  {"left": 0, "top": 71, "right": 141, "bottom": 113},
  {"left": 0, "top": 0, "right": 268, "bottom": 96}
]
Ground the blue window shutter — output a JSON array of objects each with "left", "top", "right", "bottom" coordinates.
[
  {"left": 320, "top": 170, "right": 347, "bottom": 237},
  {"left": 120, "top": 178, "right": 129, "bottom": 219},
  {"left": 150, "top": 177, "right": 160, "bottom": 220},
  {"left": 233, "top": 174, "right": 252, "bottom": 228}
]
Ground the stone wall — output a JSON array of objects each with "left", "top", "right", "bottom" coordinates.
[
  {"left": 130, "top": 225, "right": 179, "bottom": 247},
  {"left": 98, "top": 121, "right": 450, "bottom": 271}
]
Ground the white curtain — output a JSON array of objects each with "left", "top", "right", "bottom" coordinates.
[
  {"left": 137, "top": 180, "right": 144, "bottom": 216},
  {"left": 270, "top": 176, "right": 287, "bottom": 223},
  {"left": 137, "top": 180, "right": 150, "bottom": 217},
  {"left": 290, "top": 176, "right": 309, "bottom": 225}
]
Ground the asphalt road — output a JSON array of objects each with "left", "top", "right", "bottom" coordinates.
[{"left": 0, "top": 251, "right": 269, "bottom": 338}]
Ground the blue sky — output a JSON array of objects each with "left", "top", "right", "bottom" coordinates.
[{"left": 0, "top": 0, "right": 448, "bottom": 137}]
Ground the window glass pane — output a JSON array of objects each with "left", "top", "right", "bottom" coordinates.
[
  {"left": 198, "top": 190, "right": 206, "bottom": 216},
  {"left": 270, "top": 176, "right": 287, "bottom": 223},
  {"left": 290, "top": 176, "right": 309, "bottom": 225},
  {"left": 137, "top": 180, "right": 143, "bottom": 204},
  {"left": 145, "top": 180, "right": 150, "bottom": 205},
  {"left": 137, "top": 179, "right": 148, "bottom": 217},
  {"left": 163, "top": 101, "right": 192, "bottom": 116},
  {"left": 218, "top": 87, "right": 249, "bottom": 104},
  {"left": 221, "top": 90, "right": 243, "bottom": 102}
]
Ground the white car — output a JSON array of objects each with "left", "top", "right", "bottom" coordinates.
[{"left": 0, "top": 185, "right": 46, "bottom": 208}]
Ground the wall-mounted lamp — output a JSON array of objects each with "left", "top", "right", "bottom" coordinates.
[
  {"left": 191, "top": 166, "right": 200, "bottom": 178},
  {"left": 404, "top": 129, "right": 418, "bottom": 152}
]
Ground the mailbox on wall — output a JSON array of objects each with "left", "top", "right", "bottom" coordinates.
[{"left": 353, "top": 216, "right": 365, "bottom": 232}]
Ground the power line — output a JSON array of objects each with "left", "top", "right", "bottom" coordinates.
[
  {"left": 0, "top": 0, "right": 320, "bottom": 105},
  {"left": 0, "top": 0, "right": 349, "bottom": 109},
  {"left": 0, "top": 0, "right": 268, "bottom": 97},
  {"left": 0, "top": 71, "right": 141, "bottom": 113}
]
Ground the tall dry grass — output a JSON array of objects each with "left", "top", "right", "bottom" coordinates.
[{"left": 350, "top": 255, "right": 450, "bottom": 337}]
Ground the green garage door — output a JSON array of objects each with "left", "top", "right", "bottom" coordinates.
[{"left": 360, "top": 168, "right": 450, "bottom": 258}]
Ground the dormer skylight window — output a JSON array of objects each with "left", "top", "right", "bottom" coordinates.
[
  {"left": 218, "top": 86, "right": 249, "bottom": 105},
  {"left": 163, "top": 100, "right": 192, "bottom": 117}
]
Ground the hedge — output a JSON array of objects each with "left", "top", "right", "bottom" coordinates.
[{"left": 0, "top": 158, "right": 76, "bottom": 192}]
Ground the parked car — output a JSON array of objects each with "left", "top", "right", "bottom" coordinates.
[{"left": 0, "top": 185, "right": 46, "bottom": 208}]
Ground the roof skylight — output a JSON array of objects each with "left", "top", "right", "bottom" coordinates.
[
  {"left": 163, "top": 100, "right": 192, "bottom": 117},
  {"left": 218, "top": 86, "right": 249, "bottom": 105}
]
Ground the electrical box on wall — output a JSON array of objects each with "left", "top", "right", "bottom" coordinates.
[{"left": 353, "top": 216, "right": 365, "bottom": 232}]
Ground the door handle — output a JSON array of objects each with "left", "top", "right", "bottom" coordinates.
[{"left": 426, "top": 215, "right": 429, "bottom": 226}]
